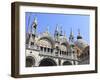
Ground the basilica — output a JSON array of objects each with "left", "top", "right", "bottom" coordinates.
[{"left": 25, "top": 17, "right": 90, "bottom": 67}]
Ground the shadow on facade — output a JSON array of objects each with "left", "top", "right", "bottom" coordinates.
[{"left": 63, "top": 61, "right": 72, "bottom": 65}]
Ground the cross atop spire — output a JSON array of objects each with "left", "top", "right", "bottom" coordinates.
[
  {"left": 45, "top": 26, "right": 49, "bottom": 34},
  {"left": 78, "top": 29, "right": 80, "bottom": 35}
]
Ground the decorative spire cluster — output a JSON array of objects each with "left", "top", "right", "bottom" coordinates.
[
  {"left": 54, "top": 25, "right": 65, "bottom": 36},
  {"left": 54, "top": 24, "right": 66, "bottom": 41},
  {"left": 27, "top": 16, "right": 83, "bottom": 43}
]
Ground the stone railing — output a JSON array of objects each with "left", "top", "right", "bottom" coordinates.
[
  {"left": 39, "top": 51, "right": 78, "bottom": 61},
  {"left": 26, "top": 44, "right": 79, "bottom": 61}
]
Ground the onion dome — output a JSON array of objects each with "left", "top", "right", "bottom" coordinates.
[
  {"left": 77, "top": 29, "right": 82, "bottom": 39},
  {"left": 75, "top": 29, "right": 88, "bottom": 50},
  {"left": 75, "top": 39, "right": 88, "bottom": 50}
]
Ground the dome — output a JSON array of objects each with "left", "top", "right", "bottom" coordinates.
[
  {"left": 75, "top": 39, "right": 88, "bottom": 50},
  {"left": 77, "top": 29, "right": 82, "bottom": 39},
  {"left": 77, "top": 35, "right": 82, "bottom": 39}
]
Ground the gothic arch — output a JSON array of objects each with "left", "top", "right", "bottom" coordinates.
[{"left": 39, "top": 58, "right": 57, "bottom": 66}]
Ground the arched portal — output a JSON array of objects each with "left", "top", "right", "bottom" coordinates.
[
  {"left": 26, "top": 56, "right": 35, "bottom": 67},
  {"left": 63, "top": 61, "right": 72, "bottom": 65},
  {"left": 39, "top": 58, "right": 57, "bottom": 66}
]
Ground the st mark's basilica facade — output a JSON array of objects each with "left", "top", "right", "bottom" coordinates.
[{"left": 25, "top": 17, "right": 90, "bottom": 67}]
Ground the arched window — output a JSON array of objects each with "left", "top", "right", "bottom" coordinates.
[
  {"left": 38, "top": 39, "right": 53, "bottom": 48},
  {"left": 26, "top": 56, "right": 35, "bottom": 67}
]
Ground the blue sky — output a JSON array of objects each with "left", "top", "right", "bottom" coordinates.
[{"left": 25, "top": 12, "right": 90, "bottom": 44}]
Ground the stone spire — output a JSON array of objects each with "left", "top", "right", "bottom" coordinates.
[
  {"left": 31, "top": 17, "right": 38, "bottom": 36},
  {"left": 60, "top": 26, "right": 63, "bottom": 36},
  {"left": 32, "top": 17, "right": 37, "bottom": 29},
  {"left": 54, "top": 24, "right": 60, "bottom": 41},
  {"left": 54, "top": 25, "right": 59, "bottom": 37},
  {"left": 69, "top": 28, "right": 74, "bottom": 42}
]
